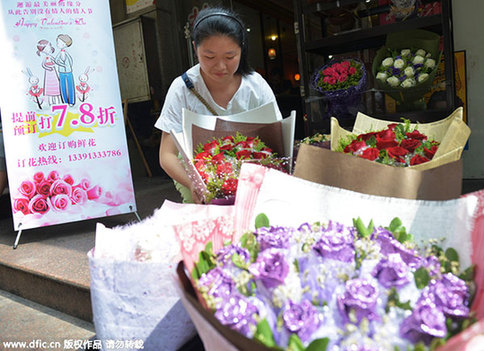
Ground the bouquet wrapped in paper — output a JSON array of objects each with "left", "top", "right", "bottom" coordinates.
[
  {"left": 171, "top": 102, "right": 295, "bottom": 204},
  {"left": 292, "top": 107, "right": 470, "bottom": 200},
  {"left": 173, "top": 163, "right": 484, "bottom": 351},
  {"left": 311, "top": 58, "right": 367, "bottom": 120},
  {"left": 330, "top": 107, "right": 470, "bottom": 171},
  {"left": 372, "top": 29, "right": 441, "bottom": 110}
]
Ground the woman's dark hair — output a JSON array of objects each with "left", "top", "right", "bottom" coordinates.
[{"left": 192, "top": 7, "right": 253, "bottom": 76}]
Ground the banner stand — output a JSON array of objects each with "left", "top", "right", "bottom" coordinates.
[{"left": 12, "top": 205, "right": 142, "bottom": 250}]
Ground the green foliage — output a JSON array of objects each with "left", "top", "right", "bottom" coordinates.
[
  {"left": 255, "top": 213, "right": 270, "bottom": 229},
  {"left": 253, "top": 319, "right": 277, "bottom": 348},
  {"left": 191, "top": 242, "right": 216, "bottom": 281}
]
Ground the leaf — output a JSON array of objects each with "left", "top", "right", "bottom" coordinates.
[
  {"left": 306, "top": 338, "right": 330, "bottom": 351},
  {"left": 353, "top": 217, "right": 371, "bottom": 238},
  {"left": 253, "top": 319, "right": 277, "bottom": 348},
  {"left": 459, "top": 265, "right": 475, "bottom": 282},
  {"left": 445, "top": 247, "right": 459, "bottom": 262},
  {"left": 287, "top": 334, "right": 304, "bottom": 351},
  {"left": 255, "top": 213, "right": 270, "bottom": 229},
  {"left": 414, "top": 267, "right": 430, "bottom": 289},
  {"left": 388, "top": 217, "right": 403, "bottom": 232}
]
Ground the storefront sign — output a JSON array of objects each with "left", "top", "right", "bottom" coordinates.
[
  {"left": 126, "top": 0, "right": 154, "bottom": 14},
  {"left": 0, "top": 1, "right": 137, "bottom": 231}
]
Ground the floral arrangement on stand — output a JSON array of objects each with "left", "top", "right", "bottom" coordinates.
[
  {"left": 194, "top": 133, "right": 286, "bottom": 204},
  {"left": 191, "top": 215, "right": 475, "bottom": 351},
  {"left": 337, "top": 119, "right": 440, "bottom": 167},
  {"left": 311, "top": 58, "right": 367, "bottom": 120}
]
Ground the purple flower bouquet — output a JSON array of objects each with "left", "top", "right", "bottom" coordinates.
[
  {"left": 187, "top": 216, "right": 475, "bottom": 350},
  {"left": 311, "top": 58, "right": 367, "bottom": 120}
]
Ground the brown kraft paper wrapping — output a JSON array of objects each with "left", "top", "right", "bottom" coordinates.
[
  {"left": 293, "top": 143, "right": 463, "bottom": 200},
  {"left": 191, "top": 119, "right": 285, "bottom": 157}
]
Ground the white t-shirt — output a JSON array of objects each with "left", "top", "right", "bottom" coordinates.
[{"left": 154, "top": 64, "right": 281, "bottom": 133}]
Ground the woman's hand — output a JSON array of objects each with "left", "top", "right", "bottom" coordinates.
[{"left": 190, "top": 184, "right": 204, "bottom": 204}]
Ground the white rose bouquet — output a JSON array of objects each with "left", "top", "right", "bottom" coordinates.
[
  {"left": 371, "top": 29, "right": 442, "bottom": 111},
  {"left": 376, "top": 48, "right": 436, "bottom": 89}
]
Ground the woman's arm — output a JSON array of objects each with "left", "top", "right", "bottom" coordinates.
[{"left": 159, "top": 131, "right": 203, "bottom": 203}]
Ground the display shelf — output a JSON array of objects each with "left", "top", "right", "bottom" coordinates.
[{"left": 294, "top": 0, "right": 457, "bottom": 134}]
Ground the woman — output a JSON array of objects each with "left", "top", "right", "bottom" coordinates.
[
  {"left": 36, "top": 39, "right": 62, "bottom": 106},
  {"left": 154, "top": 7, "right": 281, "bottom": 203}
]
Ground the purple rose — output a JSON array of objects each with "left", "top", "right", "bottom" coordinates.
[
  {"left": 400, "top": 299, "right": 446, "bottom": 344},
  {"left": 198, "top": 267, "right": 236, "bottom": 303},
  {"left": 282, "top": 299, "right": 322, "bottom": 342},
  {"left": 372, "top": 253, "right": 410, "bottom": 289},
  {"left": 429, "top": 273, "right": 470, "bottom": 318},
  {"left": 338, "top": 278, "right": 379, "bottom": 323},
  {"left": 373, "top": 227, "right": 421, "bottom": 268},
  {"left": 217, "top": 244, "right": 251, "bottom": 266},
  {"left": 313, "top": 221, "right": 355, "bottom": 263},
  {"left": 214, "top": 293, "right": 258, "bottom": 337},
  {"left": 256, "top": 226, "right": 292, "bottom": 251},
  {"left": 249, "top": 248, "right": 289, "bottom": 289}
]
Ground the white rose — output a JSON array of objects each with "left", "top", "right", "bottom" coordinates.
[
  {"left": 386, "top": 76, "right": 400, "bottom": 87},
  {"left": 416, "top": 49, "right": 426, "bottom": 57},
  {"left": 412, "top": 55, "right": 425, "bottom": 65},
  {"left": 404, "top": 66, "right": 415, "bottom": 77},
  {"left": 401, "top": 49, "right": 411, "bottom": 57},
  {"left": 401, "top": 78, "right": 416, "bottom": 88},
  {"left": 376, "top": 72, "right": 388, "bottom": 82},
  {"left": 424, "top": 58, "right": 436, "bottom": 69},
  {"left": 382, "top": 57, "right": 394, "bottom": 67},
  {"left": 394, "top": 58, "right": 405, "bottom": 69},
  {"left": 418, "top": 73, "right": 429, "bottom": 83}
]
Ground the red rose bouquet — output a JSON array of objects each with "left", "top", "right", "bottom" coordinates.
[
  {"left": 194, "top": 133, "right": 286, "bottom": 204},
  {"left": 311, "top": 58, "right": 367, "bottom": 120},
  {"left": 337, "top": 119, "right": 440, "bottom": 167}
]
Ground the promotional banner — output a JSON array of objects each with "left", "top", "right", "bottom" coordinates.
[{"left": 0, "top": 1, "right": 137, "bottom": 231}]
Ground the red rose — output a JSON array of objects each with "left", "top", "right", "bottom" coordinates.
[
  {"left": 360, "top": 147, "right": 379, "bottom": 161},
  {"left": 36, "top": 180, "right": 51, "bottom": 196},
  {"left": 358, "top": 131, "right": 378, "bottom": 141},
  {"left": 221, "top": 178, "right": 238, "bottom": 195},
  {"left": 199, "top": 171, "right": 209, "bottom": 182},
  {"left": 19, "top": 180, "right": 36, "bottom": 199},
  {"left": 387, "top": 123, "right": 399, "bottom": 131},
  {"left": 348, "top": 66, "right": 357, "bottom": 75},
  {"left": 222, "top": 136, "right": 234, "bottom": 143},
  {"left": 387, "top": 146, "right": 410, "bottom": 159},
  {"left": 195, "top": 151, "right": 211, "bottom": 160},
  {"left": 194, "top": 160, "right": 207, "bottom": 172},
  {"left": 344, "top": 140, "right": 366, "bottom": 154},
  {"left": 405, "top": 130, "right": 427, "bottom": 141},
  {"left": 377, "top": 128, "right": 395, "bottom": 140},
  {"left": 236, "top": 150, "right": 251, "bottom": 160},
  {"left": 410, "top": 154, "right": 430, "bottom": 166},
  {"left": 253, "top": 152, "right": 267, "bottom": 159},
  {"left": 203, "top": 140, "right": 219, "bottom": 154},
  {"left": 376, "top": 136, "right": 398, "bottom": 150},
  {"left": 340, "top": 61, "right": 350, "bottom": 70},
  {"left": 400, "top": 139, "right": 421, "bottom": 152},
  {"left": 219, "top": 143, "right": 234, "bottom": 152},
  {"left": 338, "top": 73, "right": 348, "bottom": 82},
  {"left": 212, "top": 153, "right": 225, "bottom": 164},
  {"left": 216, "top": 162, "right": 233, "bottom": 177},
  {"left": 424, "top": 145, "right": 439, "bottom": 159},
  {"left": 323, "top": 66, "right": 337, "bottom": 77},
  {"left": 328, "top": 76, "right": 337, "bottom": 85}
]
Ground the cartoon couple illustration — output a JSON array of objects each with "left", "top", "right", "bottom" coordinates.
[{"left": 26, "top": 34, "right": 92, "bottom": 109}]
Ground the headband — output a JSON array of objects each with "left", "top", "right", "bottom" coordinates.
[{"left": 192, "top": 12, "right": 245, "bottom": 32}]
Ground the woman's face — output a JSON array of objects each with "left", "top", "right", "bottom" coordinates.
[{"left": 195, "top": 35, "right": 241, "bottom": 83}]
